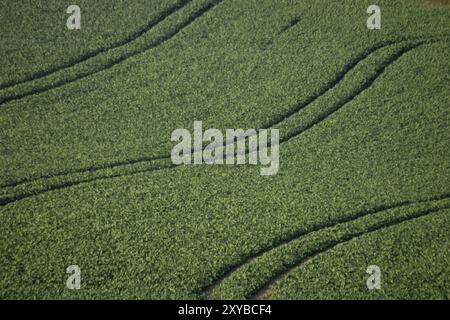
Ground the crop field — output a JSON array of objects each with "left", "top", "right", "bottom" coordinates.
[{"left": 0, "top": 0, "right": 449, "bottom": 300}]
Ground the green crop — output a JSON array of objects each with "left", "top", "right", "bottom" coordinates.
[{"left": 0, "top": 0, "right": 449, "bottom": 299}]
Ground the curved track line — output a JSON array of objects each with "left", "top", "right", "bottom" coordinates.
[
  {"left": 279, "top": 41, "right": 424, "bottom": 142},
  {"left": 251, "top": 205, "right": 450, "bottom": 300},
  {"left": 0, "top": 0, "right": 223, "bottom": 107},
  {"left": 202, "top": 193, "right": 450, "bottom": 297},
  {"left": 1, "top": 39, "right": 420, "bottom": 188},
  {"left": 0, "top": 155, "right": 169, "bottom": 189},
  {"left": 0, "top": 38, "right": 444, "bottom": 206},
  {"left": 0, "top": 162, "right": 176, "bottom": 206},
  {"left": 0, "top": 0, "right": 191, "bottom": 91},
  {"left": 261, "top": 35, "right": 447, "bottom": 130}
]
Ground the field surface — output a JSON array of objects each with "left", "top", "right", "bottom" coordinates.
[{"left": 0, "top": 0, "right": 449, "bottom": 299}]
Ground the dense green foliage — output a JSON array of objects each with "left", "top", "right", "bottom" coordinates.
[
  {"left": 0, "top": 0, "right": 449, "bottom": 299},
  {"left": 0, "top": 0, "right": 182, "bottom": 87},
  {"left": 269, "top": 210, "right": 450, "bottom": 300}
]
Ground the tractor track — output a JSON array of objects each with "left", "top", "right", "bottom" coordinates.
[
  {"left": 0, "top": 0, "right": 191, "bottom": 90},
  {"left": 0, "top": 0, "right": 223, "bottom": 106},
  {"left": 1, "top": 38, "right": 447, "bottom": 206},
  {"left": 251, "top": 205, "right": 450, "bottom": 300},
  {"left": 201, "top": 194, "right": 450, "bottom": 299}
]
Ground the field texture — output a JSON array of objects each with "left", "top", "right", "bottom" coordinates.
[{"left": 0, "top": 0, "right": 449, "bottom": 299}]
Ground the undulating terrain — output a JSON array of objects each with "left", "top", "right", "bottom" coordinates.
[{"left": 0, "top": 0, "right": 449, "bottom": 299}]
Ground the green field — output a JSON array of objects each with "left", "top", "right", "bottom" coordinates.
[{"left": 0, "top": 0, "right": 449, "bottom": 299}]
